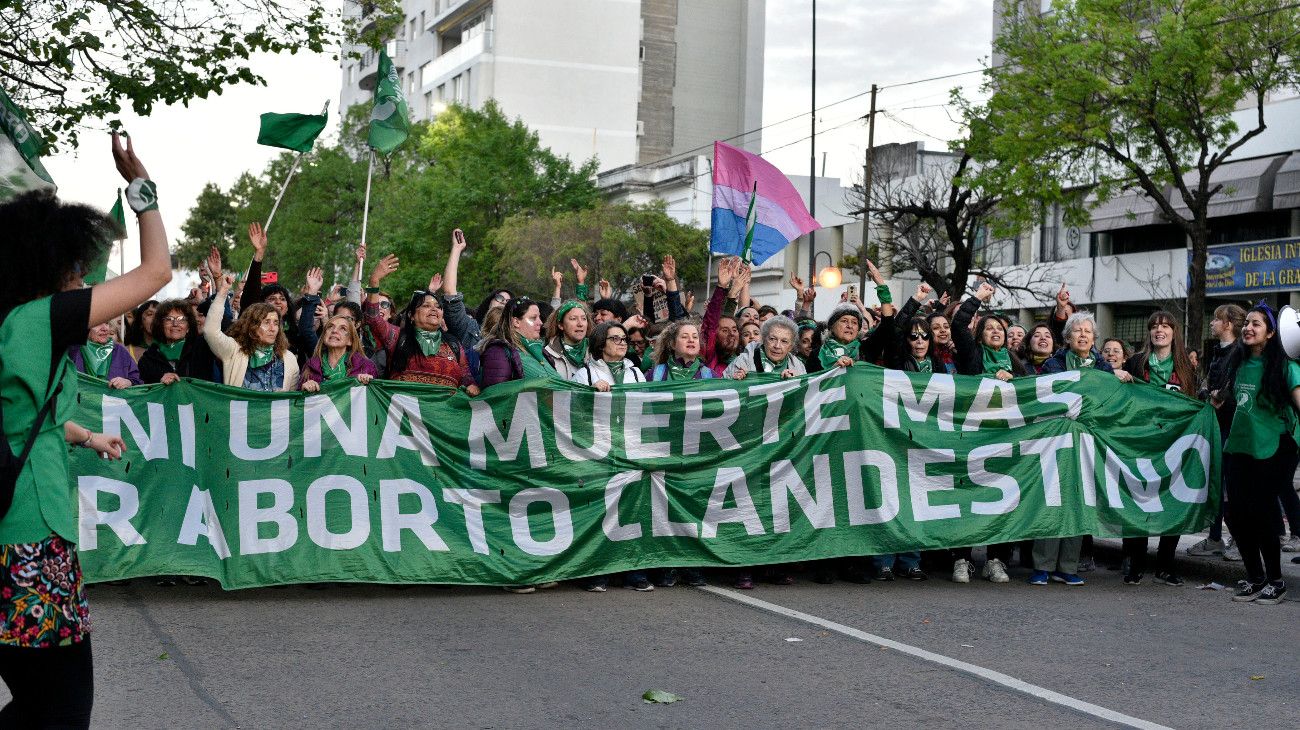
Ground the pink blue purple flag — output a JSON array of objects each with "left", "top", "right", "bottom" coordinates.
[{"left": 710, "top": 140, "right": 820, "bottom": 265}]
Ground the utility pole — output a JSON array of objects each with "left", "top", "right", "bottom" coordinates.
[
  {"left": 858, "top": 83, "right": 878, "bottom": 293},
  {"left": 808, "top": 0, "right": 817, "bottom": 288}
]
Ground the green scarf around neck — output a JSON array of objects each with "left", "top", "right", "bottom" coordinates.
[
  {"left": 757, "top": 347, "right": 789, "bottom": 374},
  {"left": 667, "top": 357, "right": 703, "bottom": 381},
  {"left": 322, "top": 351, "right": 350, "bottom": 382},
  {"left": 249, "top": 345, "right": 276, "bottom": 369},
  {"left": 81, "top": 339, "right": 114, "bottom": 379},
  {"left": 1147, "top": 352, "right": 1173, "bottom": 387},
  {"left": 521, "top": 337, "right": 548, "bottom": 365},
  {"left": 981, "top": 344, "right": 1013, "bottom": 376},
  {"left": 157, "top": 338, "right": 186, "bottom": 363},
  {"left": 912, "top": 355, "right": 933, "bottom": 373},
  {"left": 1065, "top": 350, "right": 1095, "bottom": 371},
  {"left": 605, "top": 358, "right": 625, "bottom": 383},
  {"left": 562, "top": 338, "right": 589, "bottom": 368},
  {"left": 415, "top": 329, "right": 443, "bottom": 357},
  {"left": 818, "top": 338, "right": 860, "bottom": 370}
]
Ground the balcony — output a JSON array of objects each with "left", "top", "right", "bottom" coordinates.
[
  {"left": 424, "top": 31, "right": 489, "bottom": 88},
  {"left": 357, "top": 42, "right": 404, "bottom": 91}
]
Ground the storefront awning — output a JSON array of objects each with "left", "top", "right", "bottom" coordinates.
[
  {"left": 1272, "top": 152, "right": 1300, "bottom": 210},
  {"left": 1079, "top": 188, "right": 1165, "bottom": 233},
  {"left": 1168, "top": 153, "right": 1288, "bottom": 219}
]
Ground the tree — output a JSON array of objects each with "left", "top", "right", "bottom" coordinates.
[
  {"left": 486, "top": 200, "right": 709, "bottom": 299},
  {"left": 845, "top": 151, "right": 1060, "bottom": 301},
  {"left": 0, "top": 0, "right": 401, "bottom": 150},
  {"left": 176, "top": 100, "right": 600, "bottom": 301},
  {"left": 961, "top": 0, "right": 1300, "bottom": 341}
]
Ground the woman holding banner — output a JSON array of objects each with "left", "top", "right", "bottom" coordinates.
[
  {"left": 205, "top": 281, "right": 300, "bottom": 392},
  {"left": 1120, "top": 311, "right": 1197, "bottom": 587},
  {"left": 0, "top": 133, "right": 171, "bottom": 726},
  {"left": 542, "top": 301, "right": 592, "bottom": 380},
  {"left": 300, "top": 315, "right": 379, "bottom": 392},
  {"left": 364, "top": 255, "right": 477, "bottom": 392},
  {"left": 68, "top": 320, "right": 141, "bottom": 388},
  {"left": 138, "top": 299, "right": 218, "bottom": 385},
  {"left": 1215, "top": 303, "right": 1299, "bottom": 605}
]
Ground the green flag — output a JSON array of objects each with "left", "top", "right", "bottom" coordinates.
[
  {"left": 82, "top": 190, "right": 126, "bottom": 285},
  {"left": 258, "top": 102, "right": 329, "bottom": 153},
  {"left": 367, "top": 49, "right": 409, "bottom": 154},
  {"left": 0, "top": 86, "right": 55, "bottom": 202}
]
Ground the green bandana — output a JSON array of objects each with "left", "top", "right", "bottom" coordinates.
[
  {"left": 416, "top": 329, "right": 443, "bottom": 357},
  {"left": 757, "top": 348, "right": 789, "bottom": 374},
  {"left": 81, "top": 340, "right": 114, "bottom": 379},
  {"left": 606, "top": 359, "right": 625, "bottom": 383},
  {"left": 1065, "top": 350, "right": 1095, "bottom": 371},
  {"left": 322, "top": 352, "right": 349, "bottom": 382},
  {"left": 1030, "top": 352, "right": 1049, "bottom": 368},
  {"left": 818, "top": 338, "right": 860, "bottom": 370},
  {"left": 667, "top": 357, "right": 703, "bottom": 381},
  {"left": 913, "top": 356, "right": 933, "bottom": 373},
  {"left": 981, "top": 344, "right": 1013, "bottom": 376},
  {"left": 249, "top": 346, "right": 275, "bottom": 369},
  {"left": 1147, "top": 352, "right": 1174, "bottom": 387},
  {"left": 157, "top": 338, "right": 185, "bottom": 363},
  {"left": 640, "top": 345, "right": 656, "bottom": 374},
  {"left": 522, "top": 337, "right": 548, "bottom": 365},
  {"left": 562, "top": 338, "right": 588, "bottom": 368}
]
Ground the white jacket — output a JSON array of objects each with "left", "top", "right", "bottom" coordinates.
[
  {"left": 724, "top": 342, "right": 807, "bottom": 379},
  {"left": 571, "top": 358, "right": 645, "bottom": 387},
  {"left": 205, "top": 295, "right": 300, "bottom": 391}
]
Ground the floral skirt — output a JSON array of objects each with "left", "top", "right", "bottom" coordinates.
[{"left": 0, "top": 534, "right": 91, "bottom": 647}]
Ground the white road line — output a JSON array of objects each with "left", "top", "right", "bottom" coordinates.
[{"left": 697, "top": 585, "right": 1173, "bottom": 730}]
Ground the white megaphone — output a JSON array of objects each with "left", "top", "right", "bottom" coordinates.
[{"left": 1279, "top": 305, "right": 1300, "bottom": 359}]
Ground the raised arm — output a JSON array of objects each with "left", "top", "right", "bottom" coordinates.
[
  {"left": 347, "top": 244, "right": 366, "bottom": 305},
  {"left": 89, "top": 133, "right": 173, "bottom": 326},
  {"left": 441, "top": 229, "right": 480, "bottom": 347},
  {"left": 240, "top": 222, "right": 268, "bottom": 313}
]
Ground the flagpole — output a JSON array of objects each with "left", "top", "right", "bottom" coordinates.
[
  {"left": 360, "top": 150, "right": 376, "bottom": 248},
  {"left": 264, "top": 152, "right": 305, "bottom": 233}
]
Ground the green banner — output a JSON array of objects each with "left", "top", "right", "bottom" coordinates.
[{"left": 69, "top": 366, "right": 1220, "bottom": 589}]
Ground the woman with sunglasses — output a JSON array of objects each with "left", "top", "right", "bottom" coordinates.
[
  {"left": 301, "top": 315, "right": 379, "bottom": 392},
  {"left": 138, "top": 299, "right": 219, "bottom": 385},
  {"left": 1214, "top": 302, "right": 1299, "bottom": 605},
  {"left": 364, "top": 254, "right": 478, "bottom": 392},
  {"left": 1116, "top": 311, "right": 1198, "bottom": 587}
]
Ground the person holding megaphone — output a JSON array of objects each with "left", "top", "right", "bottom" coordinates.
[{"left": 1213, "top": 302, "right": 1300, "bottom": 605}]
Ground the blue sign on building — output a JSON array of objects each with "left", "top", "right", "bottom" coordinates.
[{"left": 1195, "top": 237, "right": 1300, "bottom": 297}]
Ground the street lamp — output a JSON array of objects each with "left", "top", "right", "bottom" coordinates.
[{"left": 813, "top": 250, "right": 841, "bottom": 289}]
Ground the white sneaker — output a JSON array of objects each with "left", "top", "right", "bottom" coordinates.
[
  {"left": 1186, "top": 537, "right": 1225, "bottom": 556},
  {"left": 952, "top": 558, "right": 972, "bottom": 584},
  {"left": 1223, "top": 539, "right": 1241, "bottom": 562},
  {"left": 982, "top": 558, "right": 1010, "bottom": 584},
  {"left": 1281, "top": 535, "right": 1300, "bottom": 553}
]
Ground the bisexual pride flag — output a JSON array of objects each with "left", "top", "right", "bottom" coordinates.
[{"left": 710, "top": 140, "right": 820, "bottom": 265}]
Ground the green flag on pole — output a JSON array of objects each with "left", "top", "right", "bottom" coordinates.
[
  {"left": 0, "top": 86, "right": 55, "bottom": 202},
  {"left": 257, "top": 104, "right": 329, "bottom": 153},
  {"left": 741, "top": 182, "right": 758, "bottom": 264},
  {"left": 367, "top": 48, "right": 409, "bottom": 154},
  {"left": 84, "top": 190, "right": 126, "bottom": 285}
]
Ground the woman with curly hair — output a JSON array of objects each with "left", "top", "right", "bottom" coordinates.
[
  {"left": 137, "top": 299, "right": 218, "bottom": 385},
  {"left": 205, "top": 277, "right": 299, "bottom": 392},
  {"left": 0, "top": 133, "right": 172, "bottom": 726}
]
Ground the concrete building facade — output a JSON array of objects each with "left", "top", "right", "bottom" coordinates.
[{"left": 339, "top": 0, "right": 764, "bottom": 172}]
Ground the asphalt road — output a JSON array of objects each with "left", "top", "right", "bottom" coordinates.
[{"left": 3, "top": 557, "right": 1295, "bottom": 729}]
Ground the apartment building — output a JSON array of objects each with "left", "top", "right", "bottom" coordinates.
[{"left": 340, "top": 0, "right": 764, "bottom": 172}]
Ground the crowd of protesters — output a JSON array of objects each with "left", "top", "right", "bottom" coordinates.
[{"left": 2, "top": 136, "right": 1300, "bottom": 725}]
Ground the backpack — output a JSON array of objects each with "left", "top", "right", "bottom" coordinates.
[{"left": 0, "top": 309, "right": 64, "bottom": 521}]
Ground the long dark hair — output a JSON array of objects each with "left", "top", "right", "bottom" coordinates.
[
  {"left": 477, "top": 297, "right": 537, "bottom": 352},
  {"left": 1224, "top": 304, "right": 1293, "bottom": 412},
  {"left": 124, "top": 299, "right": 160, "bottom": 346},
  {"left": 978, "top": 313, "right": 1027, "bottom": 375},
  {"left": 473, "top": 289, "right": 512, "bottom": 324},
  {"left": 1132, "top": 310, "right": 1196, "bottom": 396},
  {"left": 390, "top": 291, "right": 452, "bottom": 375},
  {"left": 0, "top": 190, "right": 119, "bottom": 316}
]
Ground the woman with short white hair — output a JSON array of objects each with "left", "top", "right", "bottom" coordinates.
[{"left": 725, "top": 315, "right": 806, "bottom": 381}]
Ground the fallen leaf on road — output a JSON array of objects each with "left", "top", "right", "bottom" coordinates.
[
  {"left": 642, "top": 690, "right": 683, "bottom": 704},
  {"left": 1199, "top": 582, "right": 1224, "bottom": 590},
  {"left": 960, "top": 644, "right": 974, "bottom": 648},
  {"left": 921, "top": 619, "right": 931, "bottom": 624},
  {"left": 1250, "top": 675, "right": 1265, "bottom": 681},
  {"left": 158, "top": 653, "right": 169, "bottom": 660}
]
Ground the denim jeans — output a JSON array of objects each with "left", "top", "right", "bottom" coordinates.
[{"left": 873, "top": 552, "right": 920, "bottom": 571}]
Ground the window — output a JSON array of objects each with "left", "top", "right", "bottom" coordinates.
[
  {"left": 409, "top": 18, "right": 417, "bottom": 42},
  {"left": 425, "top": 91, "right": 434, "bottom": 118},
  {"left": 452, "top": 74, "right": 462, "bottom": 103},
  {"left": 407, "top": 71, "right": 416, "bottom": 95},
  {"left": 462, "top": 69, "right": 470, "bottom": 103},
  {"left": 437, "top": 84, "right": 446, "bottom": 101},
  {"left": 419, "top": 61, "right": 433, "bottom": 89},
  {"left": 348, "top": 65, "right": 355, "bottom": 85}
]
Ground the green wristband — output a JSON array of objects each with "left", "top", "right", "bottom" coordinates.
[
  {"left": 875, "top": 283, "right": 893, "bottom": 304},
  {"left": 125, "top": 178, "right": 158, "bottom": 213},
  {"left": 364, "top": 286, "right": 381, "bottom": 294}
]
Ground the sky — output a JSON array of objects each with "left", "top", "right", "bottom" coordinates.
[{"left": 40, "top": 0, "right": 993, "bottom": 288}]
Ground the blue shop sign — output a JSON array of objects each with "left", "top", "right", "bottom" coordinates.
[{"left": 1196, "top": 237, "right": 1300, "bottom": 296}]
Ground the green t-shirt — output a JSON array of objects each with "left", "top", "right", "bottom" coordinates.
[
  {"left": 1224, "top": 355, "right": 1300, "bottom": 459},
  {"left": 0, "top": 292, "right": 88, "bottom": 544}
]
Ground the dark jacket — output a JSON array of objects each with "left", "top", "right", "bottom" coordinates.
[
  {"left": 479, "top": 339, "right": 524, "bottom": 389},
  {"left": 137, "top": 337, "right": 219, "bottom": 384},
  {"left": 950, "top": 296, "right": 1032, "bottom": 377}
]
